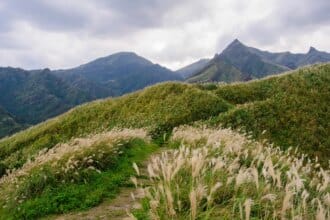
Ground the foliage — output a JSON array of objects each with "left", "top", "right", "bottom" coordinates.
[
  {"left": 0, "top": 83, "right": 231, "bottom": 170},
  {"left": 133, "top": 126, "right": 330, "bottom": 219},
  {"left": 0, "top": 130, "right": 157, "bottom": 219},
  {"left": 212, "top": 64, "right": 330, "bottom": 165},
  {"left": 0, "top": 52, "right": 182, "bottom": 138}
]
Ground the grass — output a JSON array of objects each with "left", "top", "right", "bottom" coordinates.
[
  {"left": 0, "top": 130, "right": 158, "bottom": 219},
  {"left": 0, "top": 82, "right": 232, "bottom": 171},
  {"left": 0, "top": 64, "right": 329, "bottom": 219},
  {"left": 132, "top": 126, "right": 330, "bottom": 219},
  {"left": 210, "top": 64, "right": 330, "bottom": 165}
]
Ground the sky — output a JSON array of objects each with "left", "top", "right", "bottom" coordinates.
[{"left": 0, "top": 0, "right": 329, "bottom": 71}]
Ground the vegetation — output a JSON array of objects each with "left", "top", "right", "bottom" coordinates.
[
  {"left": 0, "top": 64, "right": 329, "bottom": 219},
  {"left": 211, "top": 64, "right": 330, "bottom": 165},
  {"left": 0, "top": 83, "right": 231, "bottom": 171},
  {"left": 0, "top": 129, "right": 157, "bottom": 219},
  {"left": 0, "top": 52, "right": 182, "bottom": 138},
  {"left": 132, "top": 126, "right": 330, "bottom": 219}
]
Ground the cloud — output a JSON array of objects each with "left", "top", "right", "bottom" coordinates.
[{"left": 0, "top": 0, "right": 329, "bottom": 70}]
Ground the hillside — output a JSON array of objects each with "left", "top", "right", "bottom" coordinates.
[
  {"left": 0, "top": 52, "right": 182, "bottom": 138},
  {"left": 0, "top": 82, "right": 231, "bottom": 219},
  {"left": 211, "top": 63, "right": 330, "bottom": 164},
  {"left": 188, "top": 39, "right": 330, "bottom": 83},
  {"left": 0, "top": 64, "right": 329, "bottom": 219}
]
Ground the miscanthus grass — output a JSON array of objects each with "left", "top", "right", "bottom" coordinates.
[
  {"left": 0, "top": 128, "right": 149, "bottom": 214},
  {"left": 131, "top": 126, "right": 329, "bottom": 219}
]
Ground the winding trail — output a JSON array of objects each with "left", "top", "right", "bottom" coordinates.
[{"left": 48, "top": 150, "right": 162, "bottom": 220}]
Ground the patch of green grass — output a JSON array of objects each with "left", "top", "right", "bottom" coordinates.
[
  {"left": 211, "top": 64, "right": 330, "bottom": 165},
  {"left": 1, "top": 139, "right": 158, "bottom": 220}
]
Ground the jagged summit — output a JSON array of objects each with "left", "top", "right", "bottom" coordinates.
[{"left": 186, "top": 39, "right": 330, "bottom": 83}]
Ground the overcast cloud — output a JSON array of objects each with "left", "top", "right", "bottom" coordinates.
[{"left": 0, "top": 0, "right": 329, "bottom": 70}]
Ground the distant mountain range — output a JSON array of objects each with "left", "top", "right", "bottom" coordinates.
[
  {"left": 185, "top": 39, "right": 330, "bottom": 82},
  {"left": 0, "top": 52, "right": 181, "bottom": 138},
  {"left": 1, "top": 40, "right": 330, "bottom": 138},
  {"left": 54, "top": 52, "right": 181, "bottom": 95}
]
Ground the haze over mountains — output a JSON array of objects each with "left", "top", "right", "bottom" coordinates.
[{"left": 1, "top": 39, "right": 330, "bottom": 138}]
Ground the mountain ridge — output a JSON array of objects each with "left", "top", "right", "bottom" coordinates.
[
  {"left": 0, "top": 52, "right": 182, "bottom": 138},
  {"left": 187, "top": 39, "right": 330, "bottom": 82}
]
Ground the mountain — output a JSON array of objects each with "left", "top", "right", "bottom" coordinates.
[
  {"left": 188, "top": 39, "right": 330, "bottom": 83},
  {"left": 55, "top": 52, "right": 182, "bottom": 95},
  {"left": 0, "top": 52, "right": 182, "bottom": 138},
  {"left": 176, "top": 58, "right": 210, "bottom": 78},
  {"left": 0, "top": 64, "right": 328, "bottom": 219},
  {"left": 0, "top": 67, "right": 98, "bottom": 126},
  {"left": 248, "top": 45, "right": 330, "bottom": 69}
]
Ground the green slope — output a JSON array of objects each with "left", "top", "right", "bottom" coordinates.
[
  {"left": 0, "top": 83, "right": 231, "bottom": 170},
  {"left": 210, "top": 63, "right": 330, "bottom": 165},
  {"left": 0, "top": 64, "right": 329, "bottom": 219},
  {"left": 0, "top": 52, "right": 182, "bottom": 138}
]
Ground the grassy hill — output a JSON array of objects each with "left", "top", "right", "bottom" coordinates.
[
  {"left": 0, "top": 82, "right": 231, "bottom": 219},
  {"left": 0, "top": 52, "right": 182, "bottom": 138},
  {"left": 210, "top": 63, "right": 330, "bottom": 165},
  {"left": 0, "top": 64, "right": 329, "bottom": 219},
  {"left": 0, "top": 83, "right": 231, "bottom": 171}
]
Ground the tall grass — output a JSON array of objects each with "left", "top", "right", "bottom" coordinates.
[
  {"left": 132, "top": 126, "right": 330, "bottom": 219},
  {"left": 0, "top": 129, "right": 157, "bottom": 219}
]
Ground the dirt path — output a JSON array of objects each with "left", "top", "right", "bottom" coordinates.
[
  {"left": 52, "top": 187, "right": 142, "bottom": 220},
  {"left": 47, "top": 150, "right": 162, "bottom": 220}
]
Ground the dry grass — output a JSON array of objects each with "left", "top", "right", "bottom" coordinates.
[
  {"left": 0, "top": 128, "right": 149, "bottom": 212},
  {"left": 132, "top": 126, "right": 330, "bottom": 219}
]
